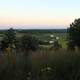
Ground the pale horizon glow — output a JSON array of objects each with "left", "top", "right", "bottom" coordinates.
[{"left": 0, "top": 0, "right": 80, "bottom": 29}]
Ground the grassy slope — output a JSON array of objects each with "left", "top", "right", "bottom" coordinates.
[{"left": 0, "top": 49, "right": 80, "bottom": 80}]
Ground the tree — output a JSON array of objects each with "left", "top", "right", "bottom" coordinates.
[
  {"left": 3, "top": 28, "right": 16, "bottom": 48},
  {"left": 21, "top": 34, "right": 39, "bottom": 76},
  {"left": 67, "top": 18, "right": 80, "bottom": 50},
  {"left": 21, "top": 34, "right": 39, "bottom": 52}
]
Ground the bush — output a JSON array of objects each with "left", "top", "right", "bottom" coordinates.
[
  {"left": 50, "top": 40, "right": 62, "bottom": 50},
  {"left": 39, "top": 40, "right": 49, "bottom": 45},
  {"left": 21, "top": 34, "right": 39, "bottom": 51}
]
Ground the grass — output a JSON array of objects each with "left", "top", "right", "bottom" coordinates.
[{"left": 0, "top": 49, "right": 80, "bottom": 80}]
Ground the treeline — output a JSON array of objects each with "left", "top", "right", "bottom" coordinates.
[
  {"left": 0, "top": 30, "right": 7, "bottom": 34},
  {"left": 15, "top": 29, "right": 67, "bottom": 33},
  {"left": 0, "top": 29, "right": 67, "bottom": 35}
]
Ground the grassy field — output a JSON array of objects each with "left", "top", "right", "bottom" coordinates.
[
  {"left": 0, "top": 49, "right": 80, "bottom": 80},
  {"left": 16, "top": 32, "right": 68, "bottom": 49}
]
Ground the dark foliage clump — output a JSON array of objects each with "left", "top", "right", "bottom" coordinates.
[
  {"left": 3, "top": 28, "right": 16, "bottom": 44},
  {"left": 67, "top": 18, "right": 80, "bottom": 50},
  {"left": 21, "top": 34, "right": 39, "bottom": 52}
]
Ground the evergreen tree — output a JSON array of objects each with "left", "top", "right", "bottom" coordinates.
[{"left": 67, "top": 18, "right": 80, "bottom": 50}]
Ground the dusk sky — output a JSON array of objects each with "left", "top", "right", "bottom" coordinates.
[{"left": 0, "top": 0, "right": 80, "bottom": 29}]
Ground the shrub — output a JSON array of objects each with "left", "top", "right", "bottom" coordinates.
[{"left": 21, "top": 34, "right": 39, "bottom": 52}]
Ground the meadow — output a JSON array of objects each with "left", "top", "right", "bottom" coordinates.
[
  {"left": 0, "top": 49, "right": 80, "bottom": 80},
  {"left": 16, "top": 29, "right": 68, "bottom": 49}
]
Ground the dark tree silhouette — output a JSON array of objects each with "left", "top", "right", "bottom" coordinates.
[
  {"left": 67, "top": 18, "right": 80, "bottom": 50},
  {"left": 0, "top": 40, "right": 9, "bottom": 53},
  {"left": 21, "top": 34, "right": 39, "bottom": 52},
  {"left": 3, "top": 28, "right": 16, "bottom": 47}
]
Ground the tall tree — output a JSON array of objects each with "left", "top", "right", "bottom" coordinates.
[
  {"left": 67, "top": 18, "right": 80, "bottom": 50},
  {"left": 3, "top": 28, "right": 16, "bottom": 47}
]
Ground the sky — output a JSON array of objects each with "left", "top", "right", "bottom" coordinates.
[{"left": 0, "top": 0, "right": 80, "bottom": 29}]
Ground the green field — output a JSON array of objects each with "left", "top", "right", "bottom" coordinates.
[{"left": 16, "top": 31, "right": 68, "bottom": 48}]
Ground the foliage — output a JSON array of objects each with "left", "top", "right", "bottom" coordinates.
[
  {"left": 21, "top": 34, "right": 39, "bottom": 51},
  {"left": 39, "top": 40, "right": 49, "bottom": 45},
  {"left": 50, "top": 40, "right": 62, "bottom": 50},
  {"left": 0, "top": 50, "right": 80, "bottom": 80},
  {"left": 0, "top": 40, "right": 9, "bottom": 51},
  {"left": 3, "top": 28, "right": 16, "bottom": 44},
  {"left": 67, "top": 18, "right": 80, "bottom": 50},
  {"left": 17, "top": 29, "right": 67, "bottom": 33}
]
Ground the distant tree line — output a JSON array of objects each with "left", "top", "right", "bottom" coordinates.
[{"left": 16, "top": 29, "right": 67, "bottom": 33}]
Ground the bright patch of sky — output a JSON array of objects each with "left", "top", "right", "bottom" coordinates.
[{"left": 0, "top": 0, "right": 80, "bottom": 29}]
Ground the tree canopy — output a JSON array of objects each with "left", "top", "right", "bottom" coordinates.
[
  {"left": 21, "top": 34, "right": 39, "bottom": 51},
  {"left": 67, "top": 18, "right": 80, "bottom": 50},
  {"left": 4, "top": 28, "right": 16, "bottom": 44}
]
